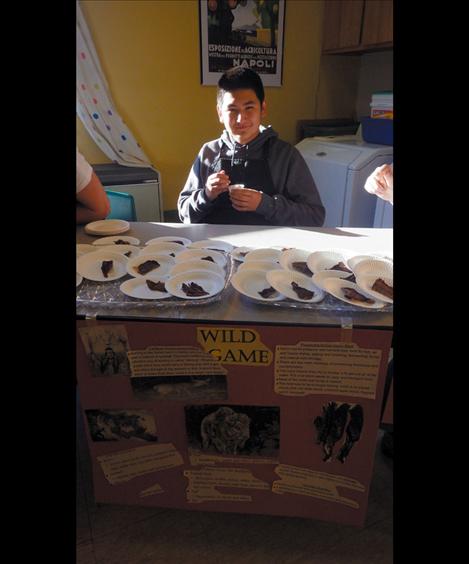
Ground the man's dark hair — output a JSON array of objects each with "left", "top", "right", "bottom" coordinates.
[{"left": 217, "top": 66, "right": 265, "bottom": 106}]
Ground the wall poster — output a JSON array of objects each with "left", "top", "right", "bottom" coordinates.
[
  {"left": 77, "top": 319, "right": 393, "bottom": 527},
  {"left": 199, "top": 0, "right": 285, "bottom": 86}
]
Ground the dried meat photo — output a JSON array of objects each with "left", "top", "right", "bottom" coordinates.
[{"left": 85, "top": 409, "right": 158, "bottom": 443}]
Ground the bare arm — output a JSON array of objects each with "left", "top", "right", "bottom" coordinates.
[{"left": 76, "top": 172, "right": 111, "bottom": 224}]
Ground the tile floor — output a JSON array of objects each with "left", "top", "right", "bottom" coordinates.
[{"left": 76, "top": 392, "right": 393, "bottom": 564}]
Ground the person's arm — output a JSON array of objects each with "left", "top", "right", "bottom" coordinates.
[
  {"left": 255, "top": 147, "right": 326, "bottom": 226},
  {"left": 364, "top": 163, "right": 393, "bottom": 204},
  {"left": 178, "top": 149, "right": 228, "bottom": 224},
  {"left": 76, "top": 171, "right": 111, "bottom": 224}
]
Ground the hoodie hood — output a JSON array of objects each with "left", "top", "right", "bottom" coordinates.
[{"left": 220, "top": 125, "right": 278, "bottom": 158}]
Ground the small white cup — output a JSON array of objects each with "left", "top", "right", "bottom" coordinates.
[{"left": 228, "top": 184, "right": 245, "bottom": 193}]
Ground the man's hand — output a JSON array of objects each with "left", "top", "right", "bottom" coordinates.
[
  {"left": 205, "top": 170, "right": 230, "bottom": 201},
  {"left": 229, "top": 187, "right": 262, "bottom": 212},
  {"left": 364, "top": 164, "right": 393, "bottom": 204}
]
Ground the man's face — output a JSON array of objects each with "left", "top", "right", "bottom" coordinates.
[{"left": 217, "top": 89, "right": 266, "bottom": 145}]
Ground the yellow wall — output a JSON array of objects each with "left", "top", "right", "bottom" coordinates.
[{"left": 78, "top": 0, "right": 359, "bottom": 211}]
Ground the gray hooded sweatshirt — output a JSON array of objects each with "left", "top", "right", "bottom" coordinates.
[{"left": 177, "top": 126, "right": 325, "bottom": 226}]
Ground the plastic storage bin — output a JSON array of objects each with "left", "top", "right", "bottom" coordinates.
[{"left": 360, "top": 116, "right": 393, "bottom": 146}]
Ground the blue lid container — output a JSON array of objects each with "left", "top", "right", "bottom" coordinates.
[{"left": 360, "top": 116, "right": 393, "bottom": 146}]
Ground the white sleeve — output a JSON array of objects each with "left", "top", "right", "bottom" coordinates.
[{"left": 76, "top": 149, "right": 93, "bottom": 194}]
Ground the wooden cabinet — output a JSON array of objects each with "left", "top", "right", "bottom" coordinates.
[{"left": 322, "top": 0, "right": 393, "bottom": 54}]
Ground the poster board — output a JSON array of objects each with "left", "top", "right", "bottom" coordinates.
[
  {"left": 199, "top": 0, "right": 285, "bottom": 86},
  {"left": 76, "top": 319, "right": 392, "bottom": 527}
]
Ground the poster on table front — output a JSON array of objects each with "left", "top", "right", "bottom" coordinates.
[
  {"left": 199, "top": 0, "right": 285, "bottom": 86},
  {"left": 77, "top": 319, "right": 393, "bottom": 527}
]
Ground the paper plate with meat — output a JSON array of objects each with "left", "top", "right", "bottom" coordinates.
[
  {"left": 243, "top": 248, "right": 282, "bottom": 263},
  {"left": 188, "top": 239, "right": 234, "bottom": 253},
  {"left": 169, "top": 259, "right": 225, "bottom": 278},
  {"left": 174, "top": 248, "right": 227, "bottom": 268},
  {"left": 347, "top": 253, "right": 393, "bottom": 271},
  {"left": 120, "top": 275, "right": 171, "bottom": 300},
  {"left": 231, "top": 269, "right": 285, "bottom": 302},
  {"left": 279, "top": 248, "right": 314, "bottom": 276},
  {"left": 139, "top": 241, "right": 186, "bottom": 257},
  {"left": 230, "top": 246, "right": 255, "bottom": 262},
  {"left": 355, "top": 273, "right": 393, "bottom": 304},
  {"left": 96, "top": 244, "right": 141, "bottom": 260},
  {"left": 165, "top": 270, "right": 225, "bottom": 300},
  {"left": 77, "top": 250, "right": 128, "bottom": 282},
  {"left": 322, "top": 278, "right": 386, "bottom": 309},
  {"left": 307, "top": 249, "right": 354, "bottom": 274},
  {"left": 126, "top": 254, "right": 176, "bottom": 278},
  {"left": 266, "top": 270, "right": 325, "bottom": 303},
  {"left": 311, "top": 269, "right": 357, "bottom": 291},
  {"left": 145, "top": 235, "right": 192, "bottom": 247},
  {"left": 92, "top": 235, "right": 140, "bottom": 246}
]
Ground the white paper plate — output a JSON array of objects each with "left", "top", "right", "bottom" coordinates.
[
  {"left": 322, "top": 278, "right": 386, "bottom": 309},
  {"left": 166, "top": 270, "right": 225, "bottom": 300},
  {"left": 139, "top": 242, "right": 186, "bottom": 257},
  {"left": 169, "top": 259, "right": 225, "bottom": 278},
  {"left": 348, "top": 254, "right": 393, "bottom": 271},
  {"left": 120, "top": 275, "right": 171, "bottom": 300},
  {"left": 231, "top": 269, "right": 285, "bottom": 302},
  {"left": 76, "top": 244, "right": 95, "bottom": 257},
  {"left": 266, "top": 270, "right": 325, "bottom": 303},
  {"left": 97, "top": 244, "right": 140, "bottom": 259},
  {"left": 145, "top": 236, "right": 192, "bottom": 247},
  {"left": 237, "top": 260, "right": 283, "bottom": 273},
  {"left": 84, "top": 219, "right": 130, "bottom": 236},
  {"left": 244, "top": 248, "right": 282, "bottom": 263},
  {"left": 92, "top": 235, "right": 140, "bottom": 246},
  {"left": 311, "top": 269, "right": 354, "bottom": 291},
  {"left": 77, "top": 250, "right": 129, "bottom": 282},
  {"left": 174, "top": 248, "right": 227, "bottom": 268},
  {"left": 307, "top": 249, "right": 354, "bottom": 274},
  {"left": 76, "top": 273, "right": 83, "bottom": 287},
  {"left": 230, "top": 246, "right": 255, "bottom": 262},
  {"left": 352, "top": 258, "right": 394, "bottom": 280},
  {"left": 279, "top": 248, "right": 314, "bottom": 275},
  {"left": 126, "top": 254, "right": 176, "bottom": 278},
  {"left": 188, "top": 239, "right": 234, "bottom": 253},
  {"left": 355, "top": 273, "right": 393, "bottom": 304}
]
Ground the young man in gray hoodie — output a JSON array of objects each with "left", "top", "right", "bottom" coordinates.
[{"left": 177, "top": 66, "right": 325, "bottom": 226}]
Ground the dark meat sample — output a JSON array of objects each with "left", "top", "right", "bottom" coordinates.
[
  {"left": 101, "top": 260, "right": 113, "bottom": 278},
  {"left": 208, "top": 248, "right": 224, "bottom": 253},
  {"left": 371, "top": 278, "right": 393, "bottom": 299},
  {"left": 171, "top": 240, "right": 184, "bottom": 245},
  {"left": 291, "top": 281, "right": 315, "bottom": 300},
  {"left": 239, "top": 251, "right": 250, "bottom": 258},
  {"left": 113, "top": 239, "right": 130, "bottom": 245},
  {"left": 136, "top": 260, "right": 160, "bottom": 275},
  {"left": 337, "top": 405, "right": 364, "bottom": 463},
  {"left": 124, "top": 251, "right": 132, "bottom": 257},
  {"left": 146, "top": 280, "right": 166, "bottom": 292},
  {"left": 342, "top": 287, "right": 375, "bottom": 304},
  {"left": 314, "top": 402, "right": 350, "bottom": 462},
  {"left": 292, "top": 261, "right": 313, "bottom": 276},
  {"left": 169, "top": 253, "right": 176, "bottom": 257},
  {"left": 258, "top": 286, "right": 277, "bottom": 299},
  {"left": 331, "top": 261, "right": 352, "bottom": 273},
  {"left": 182, "top": 282, "right": 209, "bottom": 297},
  {"left": 202, "top": 256, "right": 215, "bottom": 263},
  {"left": 344, "top": 273, "right": 356, "bottom": 283},
  {"left": 282, "top": 247, "right": 293, "bottom": 251}
]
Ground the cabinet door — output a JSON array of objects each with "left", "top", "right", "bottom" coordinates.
[
  {"left": 323, "top": 0, "right": 364, "bottom": 52},
  {"left": 361, "top": 0, "right": 393, "bottom": 47}
]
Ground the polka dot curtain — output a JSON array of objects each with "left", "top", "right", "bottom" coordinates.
[{"left": 76, "top": 2, "right": 153, "bottom": 169}]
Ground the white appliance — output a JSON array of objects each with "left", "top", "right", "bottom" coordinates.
[
  {"left": 295, "top": 135, "right": 393, "bottom": 227},
  {"left": 93, "top": 164, "right": 164, "bottom": 222}
]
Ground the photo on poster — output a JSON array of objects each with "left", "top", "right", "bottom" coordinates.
[
  {"left": 185, "top": 404, "right": 280, "bottom": 458},
  {"left": 131, "top": 374, "right": 228, "bottom": 401},
  {"left": 79, "top": 325, "right": 131, "bottom": 377},
  {"left": 199, "top": 0, "right": 285, "bottom": 86},
  {"left": 85, "top": 409, "right": 158, "bottom": 443},
  {"left": 313, "top": 402, "right": 364, "bottom": 463}
]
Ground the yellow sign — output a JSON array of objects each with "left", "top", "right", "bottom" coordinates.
[{"left": 197, "top": 327, "right": 273, "bottom": 366}]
